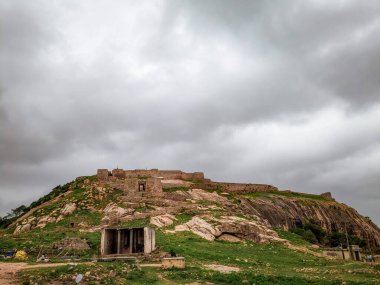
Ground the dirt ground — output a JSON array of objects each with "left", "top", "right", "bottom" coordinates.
[
  {"left": 0, "top": 262, "right": 74, "bottom": 285},
  {"left": 204, "top": 263, "right": 241, "bottom": 273}
]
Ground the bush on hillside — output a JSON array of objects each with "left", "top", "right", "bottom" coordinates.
[{"left": 0, "top": 182, "right": 72, "bottom": 229}]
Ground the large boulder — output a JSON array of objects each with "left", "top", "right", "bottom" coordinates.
[
  {"left": 214, "top": 216, "right": 287, "bottom": 244},
  {"left": 171, "top": 217, "right": 221, "bottom": 241},
  {"left": 61, "top": 202, "right": 77, "bottom": 215},
  {"left": 36, "top": 216, "right": 57, "bottom": 228},
  {"left": 188, "top": 189, "right": 228, "bottom": 203},
  {"left": 169, "top": 215, "right": 288, "bottom": 244},
  {"left": 13, "top": 223, "right": 32, "bottom": 234},
  {"left": 101, "top": 203, "right": 134, "bottom": 225},
  {"left": 150, "top": 214, "right": 177, "bottom": 228},
  {"left": 103, "top": 203, "right": 132, "bottom": 217},
  {"left": 217, "top": 233, "right": 241, "bottom": 242}
]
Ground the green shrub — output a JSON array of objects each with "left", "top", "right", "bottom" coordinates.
[
  {"left": 304, "top": 221, "right": 326, "bottom": 243},
  {"left": 303, "top": 229, "right": 318, "bottom": 244},
  {"left": 169, "top": 248, "right": 177, "bottom": 257}
]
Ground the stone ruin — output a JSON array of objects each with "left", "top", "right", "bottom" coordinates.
[
  {"left": 322, "top": 245, "right": 362, "bottom": 261},
  {"left": 100, "top": 226, "right": 155, "bottom": 256},
  {"left": 97, "top": 168, "right": 205, "bottom": 198},
  {"left": 96, "top": 168, "right": 278, "bottom": 197}
]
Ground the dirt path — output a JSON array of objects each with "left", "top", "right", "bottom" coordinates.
[
  {"left": 204, "top": 264, "right": 241, "bottom": 273},
  {"left": 0, "top": 262, "right": 76, "bottom": 285}
]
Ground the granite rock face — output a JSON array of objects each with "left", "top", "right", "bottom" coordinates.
[
  {"left": 238, "top": 196, "right": 380, "bottom": 247},
  {"left": 169, "top": 215, "right": 288, "bottom": 244},
  {"left": 9, "top": 168, "right": 380, "bottom": 250}
]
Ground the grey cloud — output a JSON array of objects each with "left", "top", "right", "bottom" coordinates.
[
  {"left": 310, "top": 30, "right": 380, "bottom": 106},
  {"left": 0, "top": 0, "right": 379, "bottom": 225},
  {"left": 162, "top": 0, "right": 380, "bottom": 107}
]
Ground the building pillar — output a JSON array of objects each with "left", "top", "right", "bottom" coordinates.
[
  {"left": 117, "top": 229, "right": 121, "bottom": 254},
  {"left": 129, "top": 229, "right": 133, "bottom": 253},
  {"left": 100, "top": 229, "right": 106, "bottom": 256}
]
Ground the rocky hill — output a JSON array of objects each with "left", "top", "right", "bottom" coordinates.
[
  {"left": 6, "top": 168, "right": 380, "bottom": 249},
  {"left": 1, "top": 168, "right": 380, "bottom": 284}
]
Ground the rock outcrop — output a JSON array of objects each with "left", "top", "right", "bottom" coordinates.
[
  {"left": 13, "top": 223, "right": 32, "bottom": 234},
  {"left": 239, "top": 196, "right": 380, "bottom": 248},
  {"left": 61, "top": 202, "right": 77, "bottom": 215},
  {"left": 168, "top": 215, "right": 288, "bottom": 244},
  {"left": 103, "top": 203, "right": 132, "bottom": 217},
  {"left": 150, "top": 214, "right": 177, "bottom": 228},
  {"left": 173, "top": 217, "right": 221, "bottom": 241},
  {"left": 8, "top": 168, "right": 380, "bottom": 250}
]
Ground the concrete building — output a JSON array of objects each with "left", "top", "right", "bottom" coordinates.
[
  {"left": 100, "top": 227, "right": 155, "bottom": 256},
  {"left": 322, "top": 245, "right": 361, "bottom": 261}
]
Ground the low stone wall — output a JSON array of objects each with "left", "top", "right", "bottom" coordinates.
[
  {"left": 191, "top": 182, "right": 277, "bottom": 194},
  {"left": 96, "top": 168, "right": 276, "bottom": 194},
  {"left": 97, "top": 168, "right": 205, "bottom": 182},
  {"left": 322, "top": 249, "right": 351, "bottom": 260},
  {"left": 162, "top": 257, "right": 186, "bottom": 269}
]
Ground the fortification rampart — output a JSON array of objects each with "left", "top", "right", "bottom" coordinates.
[
  {"left": 97, "top": 168, "right": 204, "bottom": 181},
  {"left": 96, "top": 168, "right": 277, "bottom": 195},
  {"left": 191, "top": 181, "right": 277, "bottom": 194}
]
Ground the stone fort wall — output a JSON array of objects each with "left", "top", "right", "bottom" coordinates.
[
  {"left": 191, "top": 181, "right": 278, "bottom": 194},
  {"left": 96, "top": 168, "right": 277, "bottom": 195},
  {"left": 97, "top": 168, "right": 204, "bottom": 181}
]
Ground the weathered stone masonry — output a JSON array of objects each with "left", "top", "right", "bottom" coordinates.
[{"left": 96, "top": 168, "right": 278, "bottom": 196}]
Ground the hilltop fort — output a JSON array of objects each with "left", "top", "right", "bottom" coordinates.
[{"left": 96, "top": 168, "right": 278, "bottom": 197}]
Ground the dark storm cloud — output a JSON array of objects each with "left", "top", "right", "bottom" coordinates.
[
  {"left": 165, "top": 0, "right": 380, "bottom": 106},
  {"left": 0, "top": 0, "right": 379, "bottom": 225}
]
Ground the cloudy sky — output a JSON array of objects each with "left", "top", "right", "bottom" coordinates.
[{"left": 1, "top": 0, "right": 380, "bottom": 225}]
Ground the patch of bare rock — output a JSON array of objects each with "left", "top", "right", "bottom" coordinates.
[
  {"left": 165, "top": 188, "right": 229, "bottom": 204},
  {"left": 103, "top": 203, "right": 132, "bottom": 217},
  {"left": 101, "top": 203, "right": 134, "bottom": 224},
  {"left": 150, "top": 214, "right": 177, "bottom": 227},
  {"left": 13, "top": 202, "right": 79, "bottom": 234},
  {"left": 187, "top": 189, "right": 228, "bottom": 203},
  {"left": 204, "top": 264, "right": 241, "bottom": 273},
  {"left": 61, "top": 202, "right": 77, "bottom": 215},
  {"left": 217, "top": 233, "right": 241, "bottom": 242},
  {"left": 163, "top": 215, "right": 288, "bottom": 244}
]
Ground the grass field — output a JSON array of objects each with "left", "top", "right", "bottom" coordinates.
[{"left": 16, "top": 229, "right": 380, "bottom": 284}]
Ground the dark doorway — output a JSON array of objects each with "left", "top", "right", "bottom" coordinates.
[
  {"left": 132, "top": 228, "right": 144, "bottom": 253},
  {"left": 104, "top": 229, "right": 118, "bottom": 255},
  {"left": 138, "top": 182, "right": 146, "bottom": 192},
  {"left": 121, "top": 229, "right": 131, "bottom": 254}
]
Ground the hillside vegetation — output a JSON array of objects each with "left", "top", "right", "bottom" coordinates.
[{"left": 0, "top": 174, "right": 379, "bottom": 284}]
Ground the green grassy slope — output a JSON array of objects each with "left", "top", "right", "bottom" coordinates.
[
  {"left": 18, "top": 230, "right": 380, "bottom": 284},
  {"left": 1, "top": 177, "right": 379, "bottom": 284}
]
